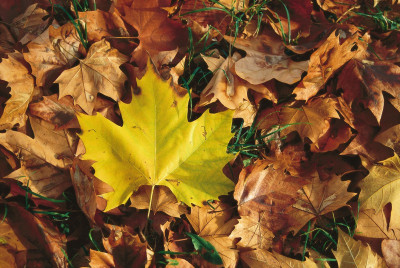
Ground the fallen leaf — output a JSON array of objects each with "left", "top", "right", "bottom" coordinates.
[
  {"left": 229, "top": 215, "right": 274, "bottom": 250},
  {"left": 0, "top": 52, "right": 35, "bottom": 130},
  {"left": 337, "top": 60, "right": 400, "bottom": 123},
  {"left": 79, "top": 10, "right": 129, "bottom": 42},
  {"left": 28, "top": 94, "right": 83, "bottom": 129},
  {"left": 240, "top": 249, "right": 319, "bottom": 268},
  {"left": 258, "top": 98, "right": 340, "bottom": 144},
  {"left": 77, "top": 62, "right": 235, "bottom": 211},
  {"left": 1, "top": 116, "right": 77, "bottom": 198},
  {"left": 197, "top": 52, "right": 249, "bottom": 109},
  {"left": 186, "top": 203, "right": 239, "bottom": 268},
  {"left": 10, "top": 3, "right": 49, "bottom": 45},
  {"left": 55, "top": 39, "right": 128, "bottom": 114},
  {"left": 375, "top": 124, "right": 400, "bottom": 154},
  {"left": 355, "top": 209, "right": 400, "bottom": 240},
  {"left": 359, "top": 153, "right": 400, "bottom": 229},
  {"left": 89, "top": 250, "right": 115, "bottom": 268},
  {"left": 130, "top": 185, "right": 187, "bottom": 217},
  {"left": 294, "top": 27, "right": 368, "bottom": 101},
  {"left": 288, "top": 174, "right": 356, "bottom": 234},
  {"left": 382, "top": 240, "right": 400, "bottom": 268},
  {"left": 102, "top": 225, "right": 148, "bottom": 267},
  {"left": 123, "top": 0, "right": 187, "bottom": 69},
  {"left": 333, "top": 228, "right": 387, "bottom": 268},
  {"left": 234, "top": 161, "right": 309, "bottom": 233},
  {"left": 70, "top": 164, "right": 97, "bottom": 224},
  {"left": 23, "top": 23, "right": 80, "bottom": 88}
]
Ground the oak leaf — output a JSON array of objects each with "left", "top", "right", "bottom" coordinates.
[
  {"left": 0, "top": 52, "right": 35, "bottom": 129},
  {"left": 359, "top": 153, "right": 400, "bottom": 229},
  {"left": 333, "top": 229, "right": 387, "bottom": 268},
  {"left": 55, "top": 39, "right": 128, "bottom": 114},
  {"left": 77, "top": 63, "right": 235, "bottom": 211},
  {"left": 186, "top": 203, "right": 238, "bottom": 268}
]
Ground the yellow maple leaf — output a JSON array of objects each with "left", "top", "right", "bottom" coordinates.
[{"left": 77, "top": 63, "right": 235, "bottom": 211}]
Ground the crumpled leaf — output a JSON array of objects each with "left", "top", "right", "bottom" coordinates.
[
  {"left": 77, "top": 62, "right": 235, "bottom": 211},
  {"left": 359, "top": 153, "right": 400, "bottom": 229},
  {"left": 1, "top": 116, "right": 77, "bottom": 198},
  {"left": 23, "top": 23, "right": 80, "bottom": 88},
  {"left": 375, "top": 124, "right": 400, "bottom": 154},
  {"left": 186, "top": 202, "right": 238, "bottom": 268},
  {"left": 197, "top": 52, "right": 249, "bottom": 109},
  {"left": 55, "top": 39, "right": 128, "bottom": 114},
  {"left": 0, "top": 52, "right": 35, "bottom": 130},
  {"left": 293, "top": 27, "right": 368, "bottom": 101},
  {"left": 130, "top": 185, "right": 187, "bottom": 217},
  {"left": 333, "top": 229, "right": 387, "bottom": 268},
  {"left": 288, "top": 174, "right": 356, "bottom": 234}
]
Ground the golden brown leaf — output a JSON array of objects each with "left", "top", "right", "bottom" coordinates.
[
  {"left": 229, "top": 215, "right": 274, "bottom": 250},
  {"left": 294, "top": 27, "right": 368, "bottom": 101},
  {"left": 355, "top": 209, "right": 400, "bottom": 240},
  {"left": 186, "top": 203, "right": 239, "bottom": 268},
  {"left": 234, "top": 161, "right": 309, "bottom": 233},
  {"left": 1, "top": 116, "right": 77, "bottom": 198},
  {"left": 382, "top": 240, "right": 400, "bottom": 268},
  {"left": 123, "top": 0, "right": 187, "bottom": 69},
  {"left": 130, "top": 185, "right": 187, "bottom": 217},
  {"left": 359, "top": 153, "right": 400, "bottom": 229},
  {"left": 0, "top": 52, "right": 34, "bottom": 130},
  {"left": 55, "top": 39, "right": 128, "bottom": 114},
  {"left": 333, "top": 229, "right": 387, "bottom": 268},
  {"left": 240, "top": 249, "right": 319, "bottom": 268},
  {"left": 23, "top": 24, "right": 80, "bottom": 88},
  {"left": 288, "top": 175, "right": 356, "bottom": 234}
]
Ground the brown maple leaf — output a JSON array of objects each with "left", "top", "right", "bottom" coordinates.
[
  {"left": 55, "top": 39, "right": 128, "bottom": 114},
  {"left": 186, "top": 202, "right": 239, "bottom": 268},
  {"left": 288, "top": 174, "right": 356, "bottom": 234},
  {"left": 1, "top": 116, "right": 77, "bottom": 198},
  {"left": 0, "top": 52, "right": 35, "bottom": 130},
  {"left": 123, "top": 0, "right": 187, "bottom": 69}
]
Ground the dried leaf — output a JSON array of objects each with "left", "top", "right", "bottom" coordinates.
[
  {"left": 130, "top": 185, "right": 187, "bottom": 217},
  {"left": 55, "top": 39, "right": 128, "bottom": 114},
  {"left": 333, "top": 229, "right": 387, "bottom": 268},
  {"left": 0, "top": 52, "right": 34, "bottom": 129},
  {"left": 359, "top": 153, "right": 400, "bottom": 229},
  {"left": 382, "top": 240, "right": 400, "bottom": 268},
  {"left": 187, "top": 203, "right": 239, "bottom": 268}
]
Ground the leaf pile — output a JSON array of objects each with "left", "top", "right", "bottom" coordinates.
[{"left": 0, "top": 0, "right": 400, "bottom": 267}]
